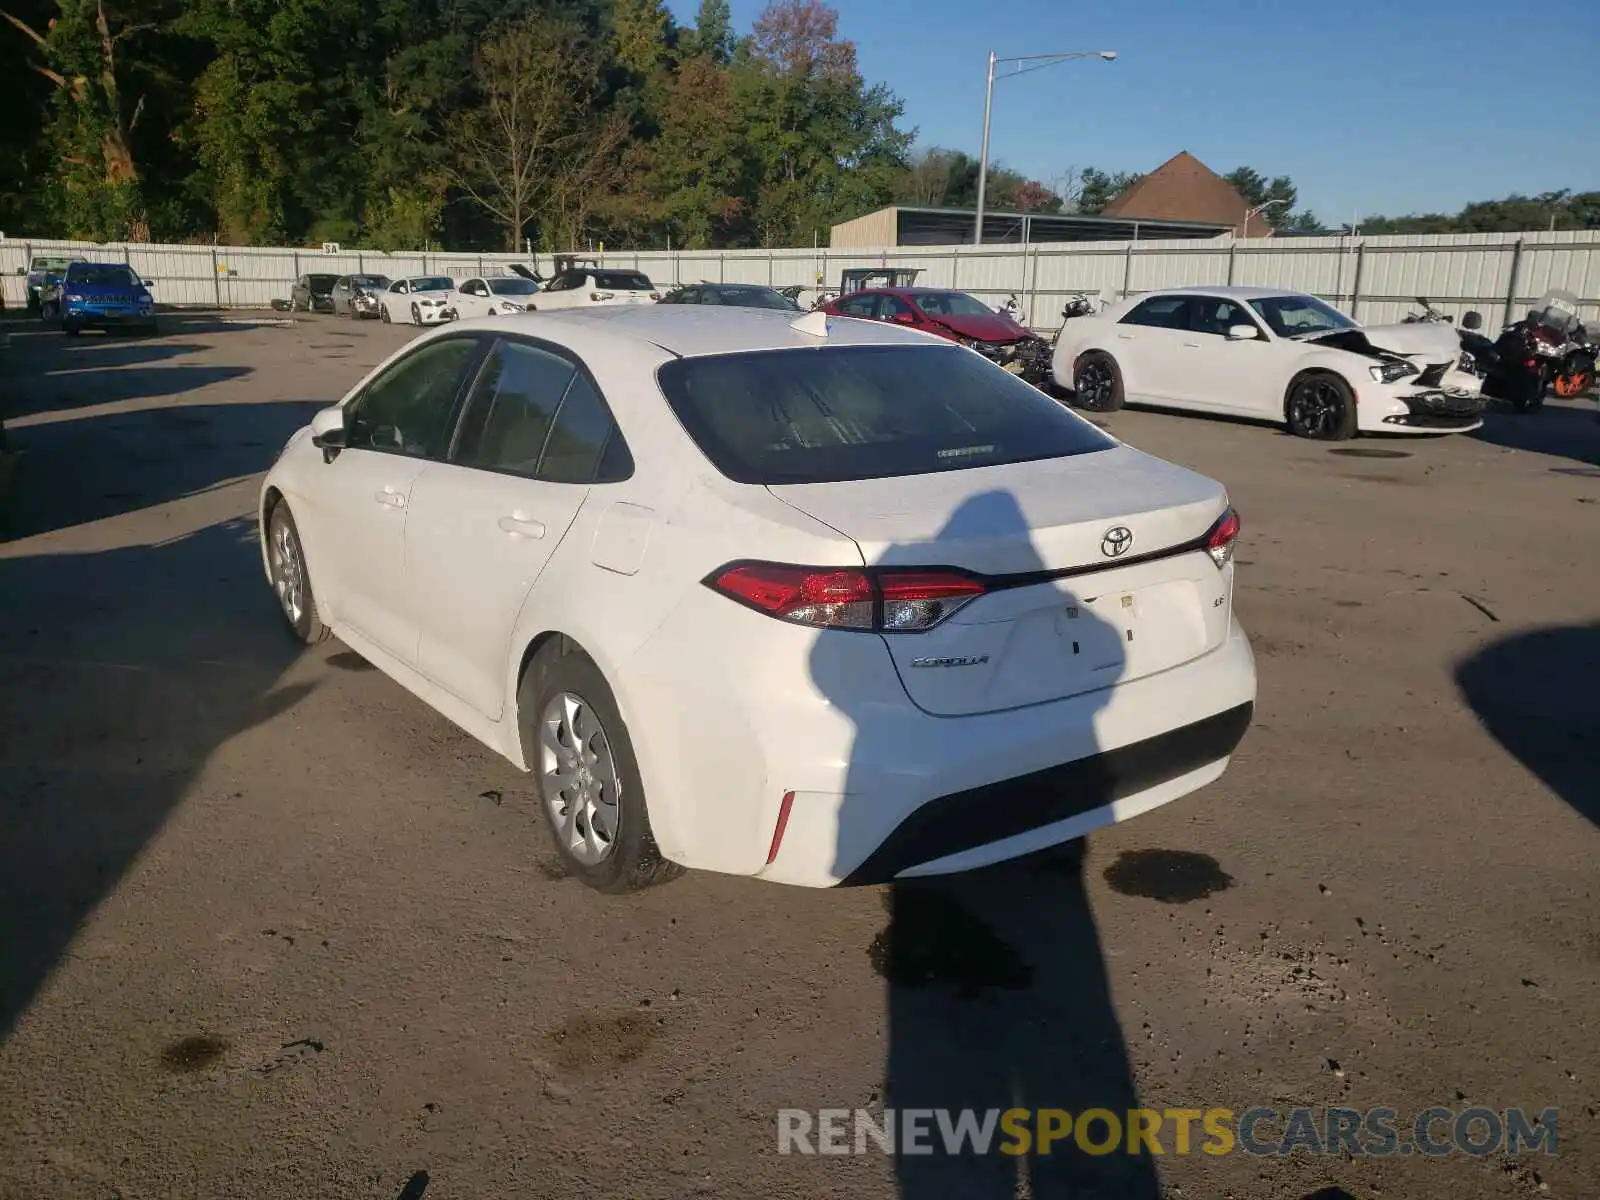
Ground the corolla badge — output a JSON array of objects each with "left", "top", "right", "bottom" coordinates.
[{"left": 1101, "top": 526, "right": 1133, "bottom": 557}]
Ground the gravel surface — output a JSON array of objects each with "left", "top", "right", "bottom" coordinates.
[{"left": 1, "top": 311, "right": 1596, "bottom": 1200}]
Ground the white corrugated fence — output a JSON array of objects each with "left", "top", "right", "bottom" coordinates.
[{"left": 3, "top": 231, "right": 1597, "bottom": 331}]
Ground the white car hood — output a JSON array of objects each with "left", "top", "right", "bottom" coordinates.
[
  {"left": 411, "top": 289, "right": 453, "bottom": 299},
  {"left": 1358, "top": 322, "right": 1460, "bottom": 360}
]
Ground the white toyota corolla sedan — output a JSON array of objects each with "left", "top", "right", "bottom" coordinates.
[
  {"left": 259, "top": 307, "right": 1257, "bottom": 891},
  {"left": 1052, "top": 286, "right": 1486, "bottom": 439}
]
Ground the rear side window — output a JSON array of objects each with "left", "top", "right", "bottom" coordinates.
[
  {"left": 657, "top": 345, "right": 1115, "bottom": 485},
  {"left": 454, "top": 339, "right": 633, "bottom": 483},
  {"left": 455, "top": 341, "right": 576, "bottom": 474},
  {"left": 1121, "top": 295, "right": 1191, "bottom": 329}
]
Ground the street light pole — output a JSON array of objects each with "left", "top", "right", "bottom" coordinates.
[
  {"left": 973, "top": 49, "right": 1117, "bottom": 246},
  {"left": 1242, "top": 198, "right": 1288, "bottom": 239}
]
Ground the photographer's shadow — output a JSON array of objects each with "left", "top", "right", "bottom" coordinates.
[{"left": 814, "top": 490, "right": 1158, "bottom": 1198}]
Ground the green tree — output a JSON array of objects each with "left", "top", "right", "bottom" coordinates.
[
  {"left": 612, "top": 0, "right": 672, "bottom": 78},
  {"left": 1076, "top": 168, "right": 1142, "bottom": 216},
  {"left": 681, "top": 0, "right": 732, "bottom": 64}
]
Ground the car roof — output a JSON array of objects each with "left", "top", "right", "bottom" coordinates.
[
  {"left": 845, "top": 286, "right": 962, "bottom": 297},
  {"left": 456, "top": 305, "right": 935, "bottom": 359}
]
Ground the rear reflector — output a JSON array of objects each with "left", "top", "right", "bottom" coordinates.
[
  {"left": 766, "top": 790, "right": 795, "bottom": 865},
  {"left": 707, "top": 562, "right": 985, "bottom": 632},
  {"left": 1205, "top": 507, "right": 1241, "bottom": 569}
]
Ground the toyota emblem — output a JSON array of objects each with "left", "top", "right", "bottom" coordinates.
[{"left": 1101, "top": 526, "right": 1133, "bottom": 557}]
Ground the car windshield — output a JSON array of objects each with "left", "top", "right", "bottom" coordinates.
[
  {"left": 66, "top": 264, "right": 138, "bottom": 287},
  {"left": 1248, "top": 294, "right": 1358, "bottom": 338},
  {"left": 914, "top": 292, "right": 997, "bottom": 317},
  {"left": 307, "top": 274, "right": 339, "bottom": 292},
  {"left": 715, "top": 286, "right": 800, "bottom": 310},
  {"left": 351, "top": 275, "right": 388, "bottom": 289},
  {"left": 657, "top": 345, "right": 1115, "bottom": 485},
  {"left": 411, "top": 276, "right": 453, "bottom": 292},
  {"left": 488, "top": 278, "right": 541, "bottom": 296},
  {"left": 593, "top": 271, "right": 654, "bottom": 291}
]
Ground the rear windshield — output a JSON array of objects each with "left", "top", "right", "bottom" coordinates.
[
  {"left": 351, "top": 275, "right": 389, "bottom": 288},
  {"left": 66, "top": 264, "right": 138, "bottom": 287},
  {"left": 715, "top": 286, "right": 800, "bottom": 310},
  {"left": 307, "top": 274, "right": 339, "bottom": 291},
  {"left": 594, "top": 271, "right": 653, "bottom": 291},
  {"left": 657, "top": 345, "right": 1115, "bottom": 485}
]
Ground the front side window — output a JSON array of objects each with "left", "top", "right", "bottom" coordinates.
[
  {"left": 1121, "top": 295, "right": 1192, "bottom": 329},
  {"left": 658, "top": 345, "right": 1115, "bottom": 485},
  {"left": 1191, "top": 297, "right": 1260, "bottom": 337},
  {"left": 390, "top": 280, "right": 408, "bottom": 294},
  {"left": 914, "top": 292, "right": 991, "bottom": 317},
  {"left": 879, "top": 295, "right": 915, "bottom": 321},
  {"left": 346, "top": 337, "right": 481, "bottom": 459}
]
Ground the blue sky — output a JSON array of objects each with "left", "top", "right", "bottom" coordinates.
[{"left": 668, "top": 0, "right": 1600, "bottom": 221}]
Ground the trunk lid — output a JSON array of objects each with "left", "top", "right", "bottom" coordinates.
[{"left": 768, "top": 447, "right": 1234, "bottom": 716}]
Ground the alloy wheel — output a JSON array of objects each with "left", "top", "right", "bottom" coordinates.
[
  {"left": 1077, "top": 360, "right": 1112, "bottom": 407},
  {"left": 1290, "top": 379, "right": 1345, "bottom": 436},
  {"left": 269, "top": 511, "right": 306, "bottom": 628},
  {"left": 539, "top": 691, "right": 621, "bottom": 865}
]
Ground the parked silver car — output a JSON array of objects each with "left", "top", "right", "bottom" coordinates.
[{"left": 331, "top": 274, "right": 391, "bottom": 319}]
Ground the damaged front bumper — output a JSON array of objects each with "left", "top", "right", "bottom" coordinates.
[
  {"left": 1377, "top": 388, "right": 1487, "bottom": 431},
  {"left": 966, "top": 335, "right": 1052, "bottom": 384}
]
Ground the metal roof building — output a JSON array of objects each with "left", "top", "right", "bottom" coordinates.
[{"left": 830, "top": 204, "right": 1230, "bottom": 249}]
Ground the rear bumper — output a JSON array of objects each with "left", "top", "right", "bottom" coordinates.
[{"left": 750, "top": 621, "right": 1257, "bottom": 887}]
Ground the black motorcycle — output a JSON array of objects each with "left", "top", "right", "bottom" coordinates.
[
  {"left": 1480, "top": 289, "right": 1593, "bottom": 413},
  {"left": 1403, "top": 297, "right": 1501, "bottom": 379}
]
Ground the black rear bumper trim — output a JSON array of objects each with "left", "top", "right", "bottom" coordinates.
[{"left": 839, "top": 701, "right": 1253, "bottom": 886}]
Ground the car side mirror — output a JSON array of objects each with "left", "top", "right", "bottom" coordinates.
[
  {"left": 310, "top": 405, "right": 347, "bottom": 460},
  {"left": 141, "top": 279, "right": 154, "bottom": 288},
  {"left": 1226, "top": 324, "right": 1259, "bottom": 341}
]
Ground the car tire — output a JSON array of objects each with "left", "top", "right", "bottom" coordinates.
[
  {"left": 410, "top": 303, "right": 421, "bottom": 326},
  {"left": 62, "top": 323, "right": 80, "bottom": 337},
  {"left": 1071, "top": 351, "right": 1125, "bottom": 412},
  {"left": 519, "top": 639, "right": 682, "bottom": 894},
  {"left": 266, "top": 500, "right": 331, "bottom": 645},
  {"left": 141, "top": 321, "right": 159, "bottom": 337},
  {"left": 380, "top": 305, "right": 390, "bottom": 323},
  {"left": 1285, "top": 372, "right": 1357, "bottom": 440}
]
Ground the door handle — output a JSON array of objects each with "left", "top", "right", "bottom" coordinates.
[
  {"left": 374, "top": 489, "right": 405, "bottom": 509},
  {"left": 1115, "top": 332, "right": 1135, "bottom": 340},
  {"left": 1181, "top": 341, "right": 1201, "bottom": 349},
  {"left": 498, "top": 514, "right": 546, "bottom": 539}
]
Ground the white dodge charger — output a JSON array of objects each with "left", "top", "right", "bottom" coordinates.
[
  {"left": 1053, "top": 286, "right": 1486, "bottom": 438},
  {"left": 378, "top": 275, "right": 459, "bottom": 326},
  {"left": 259, "top": 307, "right": 1257, "bottom": 891}
]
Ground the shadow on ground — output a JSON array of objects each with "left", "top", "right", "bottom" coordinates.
[
  {"left": 0, "top": 518, "right": 313, "bottom": 1038},
  {"left": 0, "top": 400, "right": 320, "bottom": 537},
  {"left": 1454, "top": 623, "right": 1600, "bottom": 827},
  {"left": 819, "top": 490, "right": 1161, "bottom": 1197},
  {"left": 1471, "top": 399, "right": 1600, "bottom": 466}
]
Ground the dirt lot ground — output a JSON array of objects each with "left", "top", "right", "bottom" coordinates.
[{"left": 0, "top": 311, "right": 1596, "bottom": 1200}]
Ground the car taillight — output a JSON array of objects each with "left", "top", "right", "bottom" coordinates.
[
  {"left": 1205, "top": 507, "right": 1241, "bottom": 569},
  {"left": 590, "top": 291, "right": 614, "bottom": 301},
  {"left": 706, "top": 563, "right": 985, "bottom": 632}
]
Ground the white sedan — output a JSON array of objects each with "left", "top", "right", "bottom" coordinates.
[
  {"left": 258, "top": 307, "right": 1256, "bottom": 891},
  {"left": 378, "top": 275, "right": 459, "bottom": 326},
  {"left": 534, "top": 266, "right": 660, "bottom": 310},
  {"left": 1052, "top": 286, "right": 1486, "bottom": 438},
  {"left": 451, "top": 275, "right": 544, "bottom": 319}
]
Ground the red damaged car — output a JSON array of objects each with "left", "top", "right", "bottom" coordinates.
[{"left": 818, "top": 287, "right": 1051, "bottom": 386}]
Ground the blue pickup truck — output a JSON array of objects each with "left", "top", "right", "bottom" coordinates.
[{"left": 39, "top": 261, "right": 159, "bottom": 336}]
